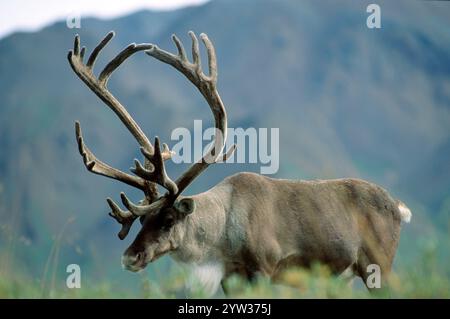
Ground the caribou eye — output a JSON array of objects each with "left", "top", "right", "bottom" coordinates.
[{"left": 163, "top": 215, "right": 175, "bottom": 229}]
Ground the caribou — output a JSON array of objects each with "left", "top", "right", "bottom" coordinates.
[{"left": 68, "top": 31, "right": 411, "bottom": 296}]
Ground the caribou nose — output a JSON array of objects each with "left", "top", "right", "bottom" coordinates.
[{"left": 121, "top": 251, "right": 145, "bottom": 271}]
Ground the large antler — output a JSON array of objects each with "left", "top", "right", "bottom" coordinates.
[
  {"left": 120, "top": 32, "right": 236, "bottom": 214},
  {"left": 68, "top": 32, "right": 177, "bottom": 238},
  {"left": 69, "top": 31, "right": 235, "bottom": 239}
]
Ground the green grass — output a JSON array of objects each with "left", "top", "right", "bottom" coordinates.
[{"left": 0, "top": 243, "right": 449, "bottom": 299}]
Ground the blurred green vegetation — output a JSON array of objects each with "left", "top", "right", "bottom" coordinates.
[{"left": 1, "top": 240, "right": 448, "bottom": 299}]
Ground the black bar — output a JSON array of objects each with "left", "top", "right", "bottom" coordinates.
[{"left": 0, "top": 299, "right": 447, "bottom": 318}]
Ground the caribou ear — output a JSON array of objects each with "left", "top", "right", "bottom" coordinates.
[{"left": 174, "top": 198, "right": 195, "bottom": 216}]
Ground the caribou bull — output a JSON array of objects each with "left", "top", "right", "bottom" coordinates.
[{"left": 68, "top": 31, "right": 411, "bottom": 296}]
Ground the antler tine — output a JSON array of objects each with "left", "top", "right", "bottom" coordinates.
[
  {"left": 107, "top": 197, "right": 131, "bottom": 219},
  {"left": 216, "top": 144, "right": 237, "bottom": 163},
  {"left": 162, "top": 142, "right": 172, "bottom": 155},
  {"left": 106, "top": 197, "right": 136, "bottom": 240},
  {"left": 74, "top": 35, "right": 81, "bottom": 56},
  {"left": 140, "top": 142, "right": 174, "bottom": 161},
  {"left": 146, "top": 36, "right": 191, "bottom": 83},
  {"left": 189, "top": 31, "right": 201, "bottom": 74},
  {"left": 171, "top": 34, "right": 187, "bottom": 62},
  {"left": 80, "top": 47, "right": 86, "bottom": 60},
  {"left": 99, "top": 43, "right": 153, "bottom": 86},
  {"left": 75, "top": 121, "right": 146, "bottom": 190},
  {"left": 120, "top": 192, "right": 159, "bottom": 216},
  {"left": 86, "top": 31, "right": 114, "bottom": 69},
  {"left": 130, "top": 137, "right": 179, "bottom": 195},
  {"left": 200, "top": 33, "right": 217, "bottom": 83},
  {"left": 146, "top": 32, "right": 217, "bottom": 86}
]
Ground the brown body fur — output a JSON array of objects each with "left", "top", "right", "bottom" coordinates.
[{"left": 168, "top": 172, "right": 405, "bottom": 290}]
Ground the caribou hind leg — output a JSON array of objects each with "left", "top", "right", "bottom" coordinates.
[
  {"left": 271, "top": 254, "right": 307, "bottom": 284},
  {"left": 338, "top": 265, "right": 357, "bottom": 288}
]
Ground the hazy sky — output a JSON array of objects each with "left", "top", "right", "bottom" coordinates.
[{"left": 0, "top": 0, "right": 209, "bottom": 39}]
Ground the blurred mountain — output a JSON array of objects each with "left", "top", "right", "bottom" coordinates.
[{"left": 0, "top": 0, "right": 449, "bottom": 284}]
